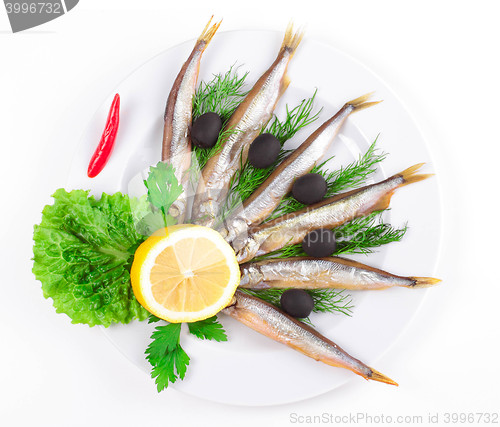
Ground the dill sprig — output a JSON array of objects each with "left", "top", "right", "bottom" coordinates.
[
  {"left": 334, "top": 210, "right": 408, "bottom": 255},
  {"left": 316, "top": 136, "right": 386, "bottom": 195},
  {"left": 223, "top": 93, "right": 321, "bottom": 217},
  {"left": 264, "top": 90, "right": 322, "bottom": 144},
  {"left": 223, "top": 149, "right": 292, "bottom": 217},
  {"left": 309, "top": 289, "right": 353, "bottom": 316},
  {"left": 192, "top": 128, "right": 240, "bottom": 171},
  {"left": 267, "top": 138, "right": 386, "bottom": 220},
  {"left": 192, "top": 66, "right": 248, "bottom": 122},
  {"left": 241, "top": 288, "right": 353, "bottom": 321},
  {"left": 192, "top": 67, "right": 248, "bottom": 170},
  {"left": 252, "top": 210, "right": 407, "bottom": 261}
]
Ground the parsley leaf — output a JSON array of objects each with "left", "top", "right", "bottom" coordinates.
[
  {"left": 146, "top": 323, "right": 190, "bottom": 392},
  {"left": 151, "top": 347, "right": 190, "bottom": 391},
  {"left": 188, "top": 316, "right": 228, "bottom": 342},
  {"left": 145, "top": 315, "right": 228, "bottom": 392},
  {"left": 143, "top": 162, "right": 183, "bottom": 217},
  {"left": 148, "top": 314, "right": 162, "bottom": 324}
]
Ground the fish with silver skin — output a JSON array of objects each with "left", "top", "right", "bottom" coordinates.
[
  {"left": 239, "top": 256, "right": 441, "bottom": 290},
  {"left": 222, "top": 291, "right": 397, "bottom": 385},
  {"left": 234, "top": 163, "right": 433, "bottom": 263},
  {"left": 161, "top": 17, "right": 221, "bottom": 223},
  {"left": 192, "top": 23, "right": 304, "bottom": 228},
  {"left": 219, "top": 93, "right": 381, "bottom": 243}
]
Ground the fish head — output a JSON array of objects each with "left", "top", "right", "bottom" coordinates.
[{"left": 233, "top": 236, "right": 259, "bottom": 264}]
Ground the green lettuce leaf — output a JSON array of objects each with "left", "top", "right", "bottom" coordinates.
[
  {"left": 131, "top": 195, "right": 175, "bottom": 237},
  {"left": 32, "top": 189, "right": 149, "bottom": 327}
]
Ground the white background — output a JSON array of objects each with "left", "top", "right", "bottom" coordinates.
[{"left": 1, "top": 0, "right": 499, "bottom": 426}]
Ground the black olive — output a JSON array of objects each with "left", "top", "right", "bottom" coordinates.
[
  {"left": 292, "top": 173, "right": 327, "bottom": 205},
  {"left": 248, "top": 133, "right": 281, "bottom": 168},
  {"left": 191, "top": 112, "right": 222, "bottom": 148},
  {"left": 302, "top": 228, "right": 336, "bottom": 257},
  {"left": 280, "top": 289, "right": 314, "bottom": 318}
]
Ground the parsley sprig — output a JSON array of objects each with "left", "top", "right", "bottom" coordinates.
[
  {"left": 143, "top": 161, "right": 183, "bottom": 224},
  {"left": 146, "top": 315, "right": 228, "bottom": 392},
  {"left": 146, "top": 323, "right": 189, "bottom": 391}
]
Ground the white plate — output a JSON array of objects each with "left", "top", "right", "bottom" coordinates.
[{"left": 66, "top": 30, "right": 442, "bottom": 406}]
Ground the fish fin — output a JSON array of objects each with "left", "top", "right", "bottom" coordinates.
[
  {"left": 197, "top": 16, "right": 222, "bottom": 49},
  {"left": 363, "top": 191, "right": 395, "bottom": 213},
  {"left": 346, "top": 92, "right": 383, "bottom": 113},
  {"left": 279, "top": 74, "right": 292, "bottom": 99},
  {"left": 280, "top": 22, "right": 305, "bottom": 57},
  {"left": 225, "top": 295, "right": 237, "bottom": 308},
  {"left": 359, "top": 164, "right": 433, "bottom": 213},
  {"left": 397, "top": 163, "right": 435, "bottom": 187},
  {"left": 409, "top": 277, "right": 442, "bottom": 288},
  {"left": 368, "top": 368, "right": 399, "bottom": 386}
]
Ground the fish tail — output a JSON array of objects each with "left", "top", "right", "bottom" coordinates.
[
  {"left": 197, "top": 16, "right": 222, "bottom": 49},
  {"left": 368, "top": 368, "right": 399, "bottom": 386},
  {"left": 409, "top": 276, "right": 442, "bottom": 288},
  {"left": 368, "top": 163, "right": 434, "bottom": 212},
  {"left": 280, "top": 22, "right": 305, "bottom": 57},
  {"left": 397, "top": 163, "right": 435, "bottom": 187},
  {"left": 347, "top": 92, "right": 383, "bottom": 112}
]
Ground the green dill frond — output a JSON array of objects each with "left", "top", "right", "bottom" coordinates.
[
  {"left": 250, "top": 242, "right": 304, "bottom": 262},
  {"left": 223, "top": 149, "right": 292, "bottom": 218},
  {"left": 192, "top": 65, "right": 248, "bottom": 123},
  {"left": 192, "top": 127, "right": 240, "bottom": 172},
  {"left": 334, "top": 210, "right": 408, "bottom": 255},
  {"left": 252, "top": 210, "right": 407, "bottom": 261},
  {"left": 240, "top": 288, "right": 353, "bottom": 321},
  {"left": 267, "top": 137, "right": 386, "bottom": 220},
  {"left": 239, "top": 288, "right": 283, "bottom": 307},
  {"left": 191, "top": 66, "right": 248, "bottom": 173},
  {"left": 308, "top": 289, "right": 353, "bottom": 316},
  {"left": 222, "top": 91, "right": 321, "bottom": 218},
  {"left": 265, "top": 195, "right": 304, "bottom": 221},
  {"left": 316, "top": 136, "right": 386, "bottom": 196},
  {"left": 264, "top": 90, "right": 322, "bottom": 144}
]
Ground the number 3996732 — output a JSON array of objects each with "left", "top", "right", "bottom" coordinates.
[{"left": 5, "top": 3, "right": 62, "bottom": 14}]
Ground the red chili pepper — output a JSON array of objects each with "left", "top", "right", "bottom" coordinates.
[{"left": 87, "top": 93, "right": 121, "bottom": 178}]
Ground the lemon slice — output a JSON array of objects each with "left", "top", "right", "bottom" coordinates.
[{"left": 130, "top": 224, "right": 240, "bottom": 323}]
